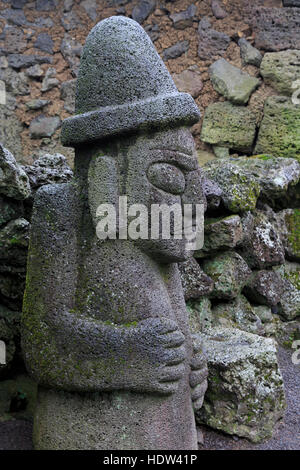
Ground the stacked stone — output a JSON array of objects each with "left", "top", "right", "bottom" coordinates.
[
  {"left": 179, "top": 154, "right": 299, "bottom": 442},
  {"left": 0, "top": 142, "right": 72, "bottom": 418}
]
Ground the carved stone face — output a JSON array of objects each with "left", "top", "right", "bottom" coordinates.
[{"left": 88, "top": 126, "right": 205, "bottom": 263}]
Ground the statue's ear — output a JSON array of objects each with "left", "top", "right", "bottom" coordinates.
[{"left": 88, "top": 155, "right": 119, "bottom": 227}]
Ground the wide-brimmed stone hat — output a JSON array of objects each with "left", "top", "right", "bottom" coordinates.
[{"left": 61, "top": 16, "right": 200, "bottom": 147}]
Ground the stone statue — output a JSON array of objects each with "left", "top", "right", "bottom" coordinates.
[{"left": 22, "top": 16, "right": 207, "bottom": 450}]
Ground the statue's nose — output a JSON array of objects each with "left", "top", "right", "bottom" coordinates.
[{"left": 181, "top": 169, "right": 205, "bottom": 207}]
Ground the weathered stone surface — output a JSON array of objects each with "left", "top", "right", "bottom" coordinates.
[
  {"left": 283, "top": 0, "right": 300, "bottom": 5},
  {"left": 144, "top": 23, "right": 160, "bottom": 42},
  {"left": 34, "top": 33, "right": 54, "bottom": 54},
  {"left": 25, "top": 64, "right": 43, "bottom": 78},
  {"left": 202, "top": 160, "right": 260, "bottom": 213},
  {"left": 11, "top": 0, "right": 28, "bottom": 7},
  {"left": 36, "top": 0, "right": 57, "bottom": 10},
  {"left": 201, "top": 176, "right": 222, "bottom": 211},
  {"left": 212, "top": 146, "right": 229, "bottom": 159},
  {"left": 0, "top": 8, "right": 29, "bottom": 26},
  {"left": 196, "top": 327, "right": 286, "bottom": 442},
  {"left": 211, "top": 295, "right": 264, "bottom": 335},
  {"left": 196, "top": 215, "right": 243, "bottom": 257},
  {"left": 211, "top": 0, "right": 227, "bottom": 19},
  {"left": 0, "top": 143, "right": 31, "bottom": 200},
  {"left": 0, "top": 196, "right": 22, "bottom": 227},
  {"left": 200, "top": 102, "right": 257, "bottom": 153},
  {"left": 82, "top": 0, "right": 98, "bottom": 21},
  {"left": 274, "top": 209, "right": 300, "bottom": 261},
  {"left": 198, "top": 17, "right": 230, "bottom": 60},
  {"left": 178, "top": 257, "right": 214, "bottom": 301},
  {"left": 231, "top": 156, "right": 300, "bottom": 207},
  {"left": 0, "top": 67, "right": 29, "bottom": 95},
  {"left": 172, "top": 68, "right": 203, "bottom": 98},
  {"left": 29, "top": 115, "right": 61, "bottom": 139},
  {"left": 0, "top": 218, "right": 29, "bottom": 266},
  {"left": 202, "top": 251, "right": 252, "bottom": 300},
  {"left": 60, "top": 79, "right": 76, "bottom": 114},
  {"left": 60, "top": 34, "right": 83, "bottom": 77},
  {"left": 25, "top": 99, "right": 49, "bottom": 110},
  {"left": 209, "top": 59, "right": 260, "bottom": 105},
  {"left": 23, "top": 153, "right": 73, "bottom": 190},
  {"left": 41, "top": 67, "right": 59, "bottom": 92},
  {"left": 0, "top": 100, "right": 23, "bottom": 157},
  {"left": 1, "top": 25, "right": 26, "bottom": 54},
  {"left": 244, "top": 270, "right": 285, "bottom": 307},
  {"left": 239, "top": 210, "right": 285, "bottom": 269},
  {"left": 162, "top": 40, "right": 189, "bottom": 60},
  {"left": 23, "top": 16, "right": 205, "bottom": 450},
  {"left": 132, "top": 0, "right": 155, "bottom": 24},
  {"left": 188, "top": 297, "right": 213, "bottom": 334},
  {"left": 273, "top": 263, "right": 300, "bottom": 320},
  {"left": 260, "top": 50, "right": 300, "bottom": 96},
  {"left": 238, "top": 38, "right": 262, "bottom": 67},
  {"left": 255, "top": 96, "right": 300, "bottom": 161},
  {"left": 170, "top": 4, "right": 197, "bottom": 30},
  {"left": 253, "top": 305, "right": 273, "bottom": 324},
  {"left": 61, "top": 16, "right": 199, "bottom": 147},
  {"left": 252, "top": 7, "right": 300, "bottom": 51},
  {"left": 0, "top": 305, "right": 19, "bottom": 376},
  {"left": 61, "top": 10, "right": 82, "bottom": 31},
  {"left": 7, "top": 54, "right": 52, "bottom": 69}
]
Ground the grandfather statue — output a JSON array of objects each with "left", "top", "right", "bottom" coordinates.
[{"left": 22, "top": 16, "right": 207, "bottom": 450}]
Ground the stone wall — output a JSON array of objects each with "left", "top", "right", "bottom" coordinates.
[{"left": 0, "top": 0, "right": 299, "bottom": 166}]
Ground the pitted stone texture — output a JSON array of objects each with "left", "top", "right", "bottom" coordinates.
[
  {"left": 196, "top": 327, "right": 286, "bottom": 443},
  {"left": 244, "top": 270, "right": 285, "bottom": 307},
  {"left": 211, "top": 0, "right": 227, "bottom": 19},
  {"left": 170, "top": 4, "right": 197, "bottom": 30},
  {"left": 178, "top": 257, "right": 214, "bottom": 301},
  {"left": 29, "top": 115, "right": 61, "bottom": 139},
  {"left": 172, "top": 68, "right": 203, "bottom": 98},
  {"left": 0, "top": 218, "right": 29, "bottom": 267},
  {"left": 202, "top": 160, "right": 260, "bottom": 213},
  {"left": 23, "top": 153, "right": 73, "bottom": 191},
  {"left": 252, "top": 7, "right": 300, "bottom": 51},
  {"left": 60, "top": 79, "right": 76, "bottom": 114},
  {"left": 202, "top": 251, "right": 252, "bottom": 300},
  {"left": 273, "top": 263, "right": 300, "bottom": 320},
  {"left": 273, "top": 209, "right": 300, "bottom": 261},
  {"left": 0, "top": 305, "right": 19, "bottom": 377},
  {"left": 195, "top": 215, "right": 243, "bottom": 257},
  {"left": 209, "top": 59, "right": 260, "bottom": 105},
  {"left": 260, "top": 50, "right": 300, "bottom": 96},
  {"left": 34, "top": 33, "right": 54, "bottom": 54},
  {"left": 238, "top": 38, "right": 262, "bottom": 67},
  {"left": 211, "top": 294, "right": 264, "bottom": 336},
  {"left": 0, "top": 143, "right": 31, "bottom": 200},
  {"left": 239, "top": 210, "right": 285, "bottom": 269},
  {"left": 163, "top": 40, "right": 190, "bottom": 60},
  {"left": 255, "top": 96, "right": 300, "bottom": 161},
  {"left": 132, "top": 0, "right": 155, "bottom": 24},
  {"left": 200, "top": 102, "right": 257, "bottom": 153},
  {"left": 61, "top": 17, "right": 199, "bottom": 146},
  {"left": 188, "top": 297, "right": 213, "bottom": 334},
  {"left": 202, "top": 176, "right": 222, "bottom": 211},
  {"left": 198, "top": 17, "right": 230, "bottom": 60},
  {"left": 0, "top": 196, "right": 23, "bottom": 227},
  {"left": 230, "top": 156, "right": 300, "bottom": 208}
]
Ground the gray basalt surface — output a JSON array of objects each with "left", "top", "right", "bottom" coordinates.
[{"left": 22, "top": 16, "right": 207, "bottom": 450}]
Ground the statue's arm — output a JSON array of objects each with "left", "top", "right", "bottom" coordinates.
[{"left": 22, "top": 184, "right": 186, "bottom": 394}]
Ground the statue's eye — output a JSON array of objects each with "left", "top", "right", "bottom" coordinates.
[{"left": 147, "top": 163, "right": 185, "bottom": 195}]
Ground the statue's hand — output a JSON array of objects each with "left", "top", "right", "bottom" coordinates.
[
  {"left": 134, "top": 317, "right": 186, "bottom": 396},
  {"left": 189, "top": 334, "right": 208, "bottom": 411}
]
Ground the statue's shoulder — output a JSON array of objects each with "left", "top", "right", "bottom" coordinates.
[{"left": 31, "top": 182, "right": 81, "bottom": 251}]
